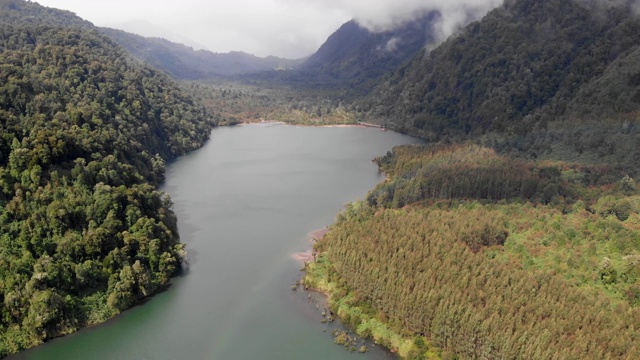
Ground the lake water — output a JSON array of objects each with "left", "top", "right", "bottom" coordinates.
[{"left": 13, "top": 124, "right": 423, "bottom": 360}]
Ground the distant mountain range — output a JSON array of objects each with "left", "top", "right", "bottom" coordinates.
[
  {"left": 4, "top": 0, "right": 640, "bottom": 358},
  {"left": 90, "top": 0, "right": 640, "bottom": 170},
  {"left": 101, "top": 12, "right": 442, "bottom": 91},
  {"left": 100, "top": 27, "right": 303, "bottom": 79}
]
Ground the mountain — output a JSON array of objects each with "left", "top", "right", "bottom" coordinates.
[
  {"left": 359, "top": 0, "right": 640, "bottom": 171},
  {"left": 239, "top": 12, "right": 441, "bottom": 93},
  {"left": 0, "top": 0, "right": 213, "bottom": 355},
  {"left": 298, "top": 12, "right": 439, "bottom": 89},
  {"left": 100, "top": 28, "right": 303, "bottom": 80},
  {"left": 303, "top": 0, "right": 640, "bottom": 358}
]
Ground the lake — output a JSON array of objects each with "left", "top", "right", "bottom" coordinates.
[{"left": 13, "top": 124, "right": 423, "bottom": 360}]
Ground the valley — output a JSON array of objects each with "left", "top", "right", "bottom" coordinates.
[{"left": 2, "top": 0, "right": 640, "bottom": 359}]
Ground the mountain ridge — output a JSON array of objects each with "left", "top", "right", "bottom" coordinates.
[
  {"left": 349, "top": 0, "right": 640, "bottom": 175},
  {"left": 100, "top": 27, "right": 303, "bottom": 79}
]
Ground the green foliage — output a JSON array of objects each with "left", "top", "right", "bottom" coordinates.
[
  {"left": 182, "top": 81, "right": 357, "bottom": 126},
  {"left": 310, "top": 144, "right": 640, "bottom": 359},
  {"left": 306, "top": 255, "right": 434, "bottom": 359},
  {"left": 355, "top": 0, "right": 640, "bottom": 176},
  {"left": 0, "top": 0, "right": 213, "bottom": 356},
  {"left": 367, "top": 144, "right": 586, "bottom": 209},
  {"left": 296, "top": 13, "right": 439, "bottom": 93}
]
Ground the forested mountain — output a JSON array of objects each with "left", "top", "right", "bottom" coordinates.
[
  {"left": 101, "top": 28, "right": 303, "bottom": 80},
  {"left": 357, "top": 0, "right": 640, "bottom": 172},
  {"left": 302, "top": 1, "right": 640, "bottom": 359},
  {"left": 308, "top": 144, "right": 640, "bottom": 359},
  {"left": 0, "top": 0, "right": 213, "bottom": 355},
  {"left": 297, "top": 12, "right": 439, "bottom": 90}
]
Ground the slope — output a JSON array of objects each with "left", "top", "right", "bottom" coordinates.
[
  {"left": 239, "top": 11, "right": 441, "bottom": 93},
  {"left": 308, "top": 144, "right": 640, "bottom": 359},
  {"left": 360, "top": 0, "right": 640, "bottom": 170},
  {"left": 0, "top": 0, "right": 213, "bottom": 355},
  {"left": 303, "top": 1, "right": 640, "bottom": 358},
  {"left": 101, "top": 27, "right": 302, "bottom": 80},
  {"left": 299, "top": 12, "right": 439, "bottom": 90}
]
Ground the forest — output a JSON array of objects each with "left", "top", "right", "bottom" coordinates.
[
  {"left": 298, "top": 3, "right": 640, "bottom": 356},
  {"left": 308, "top": 144, "right": 640, "bottom": 359},
  {"left": 3, "top": 0, "right": 640, "bottom": 358},
  {"left": 0, "top": 0, "right": 213, "bottom": 355},
  {"left": 181, "top": 81, "right": 357, "bottom": 126},
  {"left": 355, "top": 0, "right": 640, "bottom": 174}
]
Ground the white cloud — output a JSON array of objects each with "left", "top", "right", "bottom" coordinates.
[
  {"left": 323, "top": 0, "right": 504, "bottom": 42},
  {"left": 34, "top": 0, "right": 503, "bottom": 58}
]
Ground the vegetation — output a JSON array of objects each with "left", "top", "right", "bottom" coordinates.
[
  {"left": 310, "top": 144, "right": 640, "bottom": 359},
  {"left": 101, "top": 28, "right": 302, "bottom": 80},
  {"left": 5, "top": 0, "right": 640, "bottom": 358},
  {"left": 296, "top": 12, "right": 439, "bottom": 93},
  {"left": 0, "top": 0, "right": 213, "bottom": 355},
  {"left": 181, "top": 81, "right": 357, "bottom": 126},
  {"left": 297, "top": 1, "right": 640, "bottom": 357},
  {"left": 355, "top": 0, "right": 640, "bottom": 175}
]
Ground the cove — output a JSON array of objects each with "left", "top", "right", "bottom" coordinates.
[{"left": 11, "top": 124, "right": 423, "bottom": 360}]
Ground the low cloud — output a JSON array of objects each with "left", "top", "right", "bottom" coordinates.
[
  {"left": 37, "top": 0, "right": 505, "bottom": 58},
  {"left": 385, "top": 37, "right": 401, "bottom": 52},
  {"left": 340, "top": 0, "right": 504, "bottom": 41}
]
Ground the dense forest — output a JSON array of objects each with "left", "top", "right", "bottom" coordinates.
[
  {"left": 295, "top": 11, "right": 440, "bottom": 93},
  {"left": 356, "top": 0, "right": 640, "bottom": 174},
  {"left": 299, "top": 1, "right": 640, "bottom": 358},
  {"left": 181, "top": 81, "right": 357, "bottom": 126},
  {"left": 308, "top": 144, "right": 640, "bottom": 359},
  {"left": 4, "top": 0, "right": 640, "bottom": 358},
  {"left": 0, "top": 0, "right": 213, "bottom": 355}
]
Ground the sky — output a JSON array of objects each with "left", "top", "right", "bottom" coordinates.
[{"left": 35, "top": 0, "right": 503, "bottom": 59}]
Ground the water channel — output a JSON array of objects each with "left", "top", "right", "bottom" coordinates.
[{"left": 14, "top": 124, "right": 423, "bottom": 360}]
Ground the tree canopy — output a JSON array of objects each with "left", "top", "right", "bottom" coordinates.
[{"left": 0, "top": 0, "right": 213, "bottom": 355}]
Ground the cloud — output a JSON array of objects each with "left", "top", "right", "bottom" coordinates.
[
  {"left": 35, "top": 0, "right": 504, "bottom": 58},
  {"left": 383, "top": 37, "right": 401, "bottom": 52},
  {"left": 331, "top": 0, "right": 504, "bottom": 41},
  {"left": 278, "top": 0, "right": 504, "bottom": 51}
]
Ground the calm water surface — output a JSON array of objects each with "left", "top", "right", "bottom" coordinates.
[{"left": 14, "top": 124, "right": 423, "bottom": 360}]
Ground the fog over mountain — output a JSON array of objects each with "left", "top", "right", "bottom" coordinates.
[
  {"left": 35, "top": 0, "right": 504, "bottom": 58},
  {"left": 335, "top": 0, "right": 504, "bottom": 41}
]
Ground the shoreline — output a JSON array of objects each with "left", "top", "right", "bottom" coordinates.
[
  {"left": 235, "top": 120, "right": 380, "bottom": 129},
  {"left": 303, "top": 254, "right": 439, "bottom": 359},
  {"left": 291, "top": 228, "right": 329, "bottom": 264}
]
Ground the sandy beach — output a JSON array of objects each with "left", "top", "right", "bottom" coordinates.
[{"left": 292, "top": 228, "right": 329, "bottom": 263}]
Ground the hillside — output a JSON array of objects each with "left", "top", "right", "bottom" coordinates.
[
  {"left": 358, "top": 0, "right": 640, "bottom": 172},
  {"left": 0, "top": 0, "right": 213, "bottom": 355},
  {"left": 298, "top": 12, "right": 439, "bottom": 91},
  {"left": 302, "top": 1, "right": 640, "bottom": 359},
  {"left": 101, "top": 27, "right": 303, "bottom": 80},
  {"left": 307, "top": 144, "right": 640, "bottom": 359},
  {"left": 238, "top": 11, "right": 443, "bottom": 94}
]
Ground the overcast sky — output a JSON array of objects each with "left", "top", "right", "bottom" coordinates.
[{"left": 35, "top": 0, "right": 503, "bottom": 59}]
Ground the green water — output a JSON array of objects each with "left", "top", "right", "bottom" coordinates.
[{"left": 12, "top": 124, "right": 423, "bottom": 360}]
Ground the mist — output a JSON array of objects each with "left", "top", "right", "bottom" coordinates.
[
  {"left": 330, "top": 0, "right": 504, "bottom": 41},
  {"left": 36, "top": 0, "right": 505, "bottom": 58}
]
